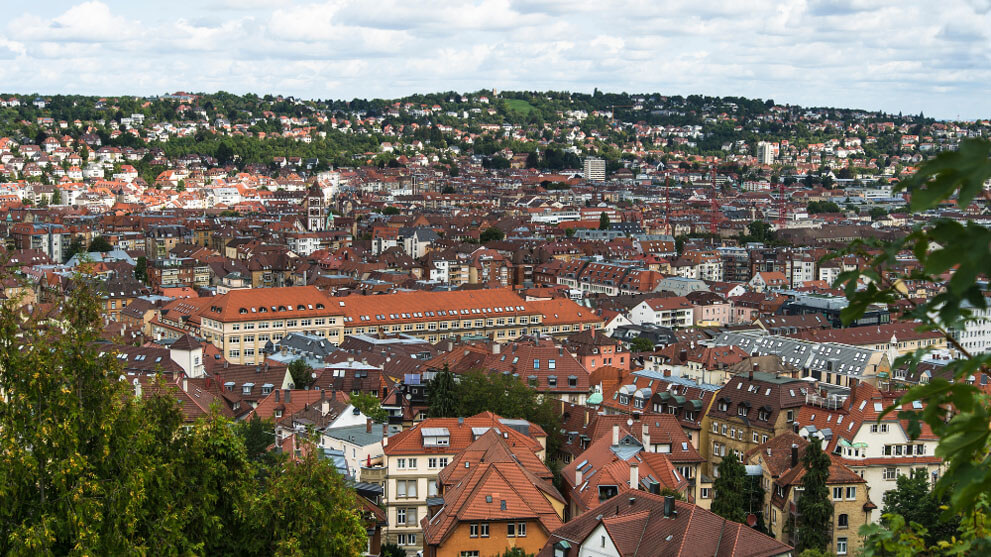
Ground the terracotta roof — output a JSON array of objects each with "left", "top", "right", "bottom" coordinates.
[
  {"left": 538, "top": 491, "right": 792, "bottom": 557},
  {"left": 200, "top": 285, "right": 340, "bottom": 323},
  {"left": 384, "top": 411, "right": 546, "bottom": 456}
]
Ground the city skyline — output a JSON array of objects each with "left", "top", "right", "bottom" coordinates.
[{"left": 1, "top": 1, "right": 989, "bottom": 120}]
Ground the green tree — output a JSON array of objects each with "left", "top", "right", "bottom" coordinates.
[
  {"left": 244, "top": 453, "right": 366, "bottom": 557},
  {"left": 134, "top": 255, "right": 148, "bottom": 282},
  {"left": 427, "top": 364, "right": 458, "bottom": 417},
  {"left": 350, "top": 391, "right": 388, "bottom": 423},
  {"left": 288, "top": 358, "right": 315, "bottom": 389},
  {"left": 796, "top": 438, "right": 833, "bottom": 553},
  {"left": 64, "top": 235, "right": 86, "bottom": 262},
  {"left": 841, "top": 139, "right": 991, "bottom": 556},
  {"left": 480, "top": 227, "right": 505, "bottom": 243},
  {"left": 380, "top": 206, "right": 400, "bottom": 215},
  {"left": 237, "top": 414, "right": 276, "bottom": 463},
  {"left": 452, "top": 370, "right": 564, "bottom": 461},
  {"left": 630, "top": 337, "right": 656, "bottom": 353},
  {"left": 711, "top": 453, "right": 747, "bottom": 523},
  {"left": 881, "top": 469, "right": 959, "bottom": 545},
  {"left": 51, "top": 188, "right": 62, "bottom": 205},
  {"left": 380, "top": 542, "right": 405, "bottom": 557},
  {"left": 88, "top": 235, "right": 114, "bottom": 252},
  {"left": 599, "top": 211, "right": 610, "bottom": 230},
  {"left": 0, "top": 279, "right": 367, "bottom": 555}
]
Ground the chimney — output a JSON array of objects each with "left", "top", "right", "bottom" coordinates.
[
  {"left": 791, "top": 444, "right": 799, "bottom": 468},
  {"left": 679, "top": 349, "right": 687, "bottom": 362},
  {"left": 366, "top": 418, "right": 373, "bottom": 433},
  {"left": 182, "top": 377, "right": 188, "bottom": 392},
  {"left": 663, "top": 495, "right": 676, "bottom": 518},
  {"left": 285, "top": 389, "right": 291, "bottom": 403},
  {"left": 630, "top": 463, "right": 639, "bottom": 489},
  {"left": 576, "top": 468, "right": 583, "bottom": 485},
  {"left": 133, "top": 378, "right": 142, "bottom": 399},
  {"left": 321, "top": 399, "right": 330, "bottom": 416},
  {"left": 642, "top": 423, "right": 650, "bottom": 451},
  {"left": 275, "top": 390, "right": 280, "bottom": 402},
  {"left": 612, "top": 424, "right": 620, "bottom": 446},
  {"left": 750, "top": 361, "right": 757, "bottom": 381},
  {"left": 492, "top": 343, "right": 501, "bottom": 354}
]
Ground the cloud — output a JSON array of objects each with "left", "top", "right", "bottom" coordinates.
[{"left": 0, "top": 0, "right": 987, "bottom": 119}]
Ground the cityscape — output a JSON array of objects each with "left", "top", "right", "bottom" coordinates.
[{"left": 1, "top": 2, "right": 990, "bottom": 557}]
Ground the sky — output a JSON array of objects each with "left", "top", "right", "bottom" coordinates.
[{"left": 0, "top": 0, "right": 989, "bottom": 120}]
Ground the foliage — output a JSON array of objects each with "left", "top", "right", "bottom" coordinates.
[
  {"left": 237, "top": 414, "right": 276, "bottom": 464},
  {"left": 797, "top": 550, "right": 835, "bottom": 557},
  {"left": 738, "top": 221, "right": 780, "bottom": 245},
  {"left": 349, "top": 391, "right": 388, "bottom": 423},
  {"left": 480, "top": 226, "right": 505, "bottom": 243},
  {"left": 244, "top": 453, "right": 366, "bottom": 557},
  {"left": 806, "top": 200, "right": 842, "bottom": 214},
  {"left": 63, "top": 235, "right": 86, "bottom": 263},
  {"left": 134, "top": 255, "right": 148, "bottom": 283},
  {"left": 829, "top": 139, "right": 991, "bottom": 521},
  {"left": 599, "top": 211, "right": 610, "bottom": 230},
  {"left": 795, "top": 438, "right": 832, "bottom": 552},
  {"left": 87, "top": 235, "right": 114, "bottom": 252},
  {"left": 630, "top": 337, "right": 656, "bottom": 353},
  {"left": 498, "top": 549, "right": 534, "bottom": 557},
  {"left": 0, "top": 275, "right": 367, "bottom": 555},
  {"left": 427, "top": 364, "right": 458, "bottom": 417},
  {"left": 711, "top": 453, "right": 747, "bottom": 523},
  {"left": 380, "top": 542, "right": 405, "bottom": 557},
  {"left": 451, "top": 370, "right": 564, "bottom": 460},
  {"left": 288, "top": 358, "right": 315, "bottom": 389},
  {"left": 380, "top": 206, "right": 400, "bottom": 215},
  {"left": 882, "top": 468, "right": 959, "bottom": 545}
]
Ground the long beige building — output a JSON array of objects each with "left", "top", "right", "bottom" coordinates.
[{"left": 197, "top": 286, "right": 602, "bottom": 365}]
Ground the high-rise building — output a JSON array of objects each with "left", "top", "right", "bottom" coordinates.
[
  {"left": 583, "top": 157, "right": 605, "bottom": 182},
  {"left": 757, "top": 142, "right": 776, "bottom": 165}
]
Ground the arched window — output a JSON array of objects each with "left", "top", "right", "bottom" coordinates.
[{"left": 838, "top": 513, "right": 849, "bottom": 528}]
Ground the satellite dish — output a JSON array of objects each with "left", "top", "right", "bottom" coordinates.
[{"left": 747, "top": 513, "right": 758, "bottom": 527}]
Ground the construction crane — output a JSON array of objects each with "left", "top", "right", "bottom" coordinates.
[
  {"left": 709, "top": 166, "right": 720, "bottom": 236},
  {"left": 775, "top": 176, "right": 787, "bottom": 227}
]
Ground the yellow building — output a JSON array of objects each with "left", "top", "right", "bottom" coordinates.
[{"left": 747, "top": 433, "right": 874, "bottom": 557}]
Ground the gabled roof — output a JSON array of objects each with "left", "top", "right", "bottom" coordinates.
[{"left": 538, "top": 491, "right": 792, "bottom": 557}]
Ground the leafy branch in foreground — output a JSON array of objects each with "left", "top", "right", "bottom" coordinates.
[{"left": 826, "top": 138, "right": 991, "bottom": 554}]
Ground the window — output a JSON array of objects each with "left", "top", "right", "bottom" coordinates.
[
  {"left": 507, "top": 523, "right": 516, "bottom": 537},
  {"left": 397, "top": 458, "right": 406, "bottom": 469},
  {"left": 480, "top": 523, "right": 489, "bottom": 537},
  {"left": 461, "top": 552, "right": 479, "bottom": 557},
  {"left": 429, "top": 457, "right": 437, "bottom": 468},
  {"left": 470, "top": 523, "right": 478, "bottom": 538},
  {"left": 409, "top": 458, "right": 417, "bottom": 468},
  {"left": 837, "top": 537, "right": 848, "bottom": 555},
  {"left": 846, "top": 486, "right": 856, "bottom": 500},
  {"left": 569, "top": 376, "right": 578, "bottom": 387},
  {"left": 397, "top": 508, "right": 406, "bottom": 524},
  {"left": 439, "top": 457, "right": 448, "bottom": 468},
  {"left": 700, "top": 487, "right": 711, "bottom": 499},
  {"left": 548, "top": 376, "right": 557, "bottom": 387},
  {"left": 533, "top": 359, "right": 540, "bottom": 369},
  {"left": 786, "top": 410, "right": 795, "bottom": 422},
  {"left": 833, "top": 487, "right": 843, "bottom": 501},
  {"left": 753, "top": 431, "right": 759, "bottom": 442},
  {"left": 884, "top": 467, "right": 898, "bottom": 480},
  {"left": 838, "top": 513, "right": 849, "bottom": 529},
  {"left": 397, "top": 480, "right": 417, "bottom": 498},
  {"left": 517, "top": 522, "right": 526, "bottom": 537},
  {"left": 397, "top": 533, "right": 416, "bottom": 546}
]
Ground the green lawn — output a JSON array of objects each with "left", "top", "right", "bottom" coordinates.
[{"left": 504, "top": 99, "right": 535, "bottom": 115}]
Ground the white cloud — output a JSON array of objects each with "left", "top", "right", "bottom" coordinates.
[{"left": 0, "top": 0, "right": 987, "bottom": 119}]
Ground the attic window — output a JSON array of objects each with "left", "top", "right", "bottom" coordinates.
[
  {"left": 316, "top": 303, "right": 325, "bottom": 309},
  {"left": 297, "top": 305, "right": 305, "bottom": 311},
  {"left": 239, "top": 308, "right": 248, "bottom": 314}
]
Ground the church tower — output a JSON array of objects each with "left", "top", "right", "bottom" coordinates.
[{"left": 304, "top": 183, "right": 326, "bottom": 231}]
